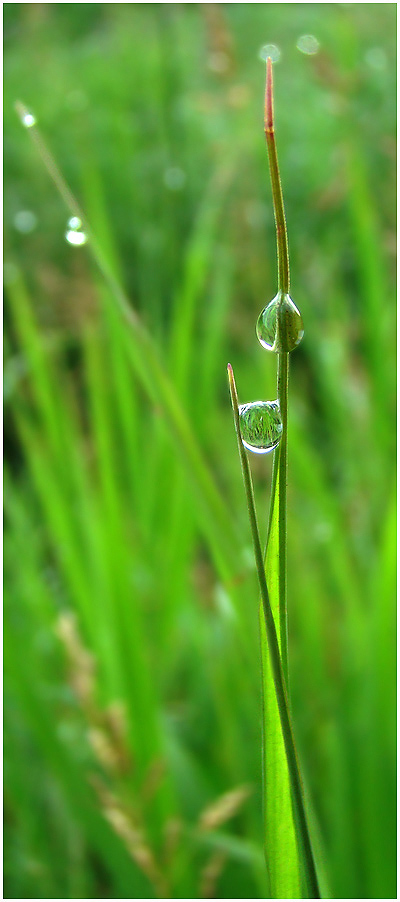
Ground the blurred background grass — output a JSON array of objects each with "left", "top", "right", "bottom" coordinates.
[{"left": 4, "top": 4, "right": 396, "bottom": 899}]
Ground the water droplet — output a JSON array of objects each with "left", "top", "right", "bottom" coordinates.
[
  {"left": 67, "top": 216, "right": 82, "bottom": 230},
  {"left": 163, "top": 166, "right": 186, "bottom": 191},
  {"left": 296, "top": 34, "right": 320, "bottom": 55},
  {"left": 65, "top": 216, "right": 87, "bottom": 246},
  {"left": 239, "top": 400, "right": 282, "bottom": 454},
  {"left": 258, "top": 44, "right": 281, "bottom": 64},
  {"left": 208, "top": 51, "right": 230, "bottom": 74},
  {"left": 244, "top": 200, "right": 269, "bottom": 230},
  {"left": 3, "top": 262, "right": 19, "bottom": 286},
  {"left": 256, "top": 292, "right": 304, "bottom": 353},
  {"left": 365, "top": 47, "right": 387, "bottom": 71},
  {"left": 65, "top": 229, "right": 87, "bottom": 247},
  {"left": 18, "top": 106, "right": 36, "bottom": 128},
  {"left": 13, "top": 210, "right": 38, "bottom": 233}
]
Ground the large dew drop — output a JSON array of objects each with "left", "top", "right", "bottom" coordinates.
[
  {"left": 256, "top": 291, "right": 304, "bottom": 352},
  {"left": 239, "top": 400, "right": 282, "bottom": 454}
]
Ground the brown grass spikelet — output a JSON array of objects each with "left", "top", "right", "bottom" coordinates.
[{"left": 198, "top": 784, "right": 252, "bottom": 832}]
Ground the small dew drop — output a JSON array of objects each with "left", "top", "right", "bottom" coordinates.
[
  {"left": 163, "top": 166, "right": 186, "bottom": 191},
  {"left": 67, "top": 216, "right": 82, "bottom": 230},
  {"left": 365, "top": 47, "right": 387, "bottom": 71},
  {"left": 65, "top": 228, "right": 87, "bottom": 247},
  {"left": 19, "top": 107, "right": 36, "bottom": 128},
  {"left": 244, "top": 200, "right": 269, "bottom": 230},
  {"left": 258, "top": 44, "right": 281, "bottom": 64},
  {"left": 208, "top": 51, "right": 230, "bottom": 74},
  {"left": 13, "top": 210, "right": 38, "bottom": 234},
  {"left": 296, "top": 34, "right": 320, "bottom": 55},
  {"left": 3, "top": 262, "right": 19, "bottom": 286},
  {"left": 239, "top": 400, "right": 282, "bottom": 454},
  {"left": 65, "top": 215, "right": 87, "bottom": 246},
  {"left": 256, "top": 292, "right": 304, "bottom": 353}
]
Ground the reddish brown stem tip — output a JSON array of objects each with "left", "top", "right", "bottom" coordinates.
[{"left": 264, "top": 57, "right": 274, "bottom": 134}]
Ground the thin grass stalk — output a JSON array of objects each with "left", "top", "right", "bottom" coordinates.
[
  {"left": 227, "top": 364, "right": 320, "bottom": 899},
  {"left": 228, "top": 57, "right": 320, "bottom": 897},
  {"left": 264, "top": 57, "right": 290, "bottom": 684}
]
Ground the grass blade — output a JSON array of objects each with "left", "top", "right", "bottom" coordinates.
[{"left": 228, "top": 364, "right": 320, "bottom": 898}]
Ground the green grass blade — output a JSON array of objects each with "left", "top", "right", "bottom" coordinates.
[
  {"left": 228, "top": 364, "right": 320, "bottom": 899},
  {"left": 260, "top": 425, "right": 301, "bottom": 897},
  {"left": 259, "top": 603, "right": 301, "bottom": 897}
]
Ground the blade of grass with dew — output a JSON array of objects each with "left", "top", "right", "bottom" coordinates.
[
  {"left": 260, "top": 58, "right": 300, "bottom": 898},
  {"left": 228, "top": 59, "right": 321, "bottom": 898},
  {"left": 227, "top": 363, "right": 320, "bottom": 899}
]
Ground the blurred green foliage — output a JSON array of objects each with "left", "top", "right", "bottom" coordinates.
[{"left": 4, "top": 4, "right": 396, "bottom": 899}]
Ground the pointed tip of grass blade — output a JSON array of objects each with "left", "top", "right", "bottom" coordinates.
[
  {"left": 227, "top": 363, "right": 238, "bottom": 406},
  {"left": 264, "top": 57, "right": 274, "bottom": 135}
]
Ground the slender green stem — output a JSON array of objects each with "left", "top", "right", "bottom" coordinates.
[
  {"left": 228, "top": 364, "right": 320, "bottom": 898},
  {"left": 264, "top": 59, "right": 291, "bottom": 685},
  {"left": 264, "top": 59, "right": 289, "bottom": 296},
  {"left": 277, "top": 350, "right": 289, "bottom": 682}
]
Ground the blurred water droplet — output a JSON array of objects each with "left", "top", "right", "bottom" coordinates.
[
  {"left": 13, "top": 210, "right": 38, "bottom": 234},
  {"left": 244, "top": 201, "right": 269, "bottom": 230},
  {"left": 365, "top": 47, "right": 387, "bottom": 70},
  {"left": 65, "top": 228, "right": 87, "bottom": 247},
  {"left": 3, "top": 262, "right": 19, "bottom": 285},
  {"left": 67, "top": 216, "right": 82, "bottom": 230},
  {"left": 65, "top": 215, "right": 87, "bottom": 246},
  {"left": 163, "top": 166, "right": 186, "bottom": 191},
  {"left": 258, "top": 43, "right": 281, "bottom": 63},
  {"left": 20, "top": 109, "right": 36, "bottom": 128},
  {"left": 239, "top": 400, "right": 282, "bottom": 454},
  {"left": 296, "top": 34, "right": 320, "bottom": 55},
  {"left": 257, "top": 292, "right": 304, "bottom": 353},
  {"left": 140, "top": 226, "right": 161, "bottom": 252},
  {"left": 208, "top": 51, "right": 230, "bottom": 74}
]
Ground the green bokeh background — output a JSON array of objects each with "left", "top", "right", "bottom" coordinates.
[{"left": 4, "top": 4, "right": 396, "bottom": 899}]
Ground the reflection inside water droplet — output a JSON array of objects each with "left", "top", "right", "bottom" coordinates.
[
  {"left": 239, "top": 400, "right": 283, "bottom": 454},
  {"left": 256, "top": 292, "right": 304, "bottom": 353},
  {"left": 258, "top": 43, "right": 281, "bottom": 63}
]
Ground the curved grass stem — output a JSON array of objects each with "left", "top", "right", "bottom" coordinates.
[
  {"left": 264, "top": 57, "right": 291, "bottom": 687},
  {"left": 276, "top": 350, "right": 289, "bottom": 682},
  {"left": 264, "top": 58, "right": 289, "bottom": 296},
  {"left": 264, "top": 59, "right": 291, "bottom": 685}
]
